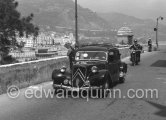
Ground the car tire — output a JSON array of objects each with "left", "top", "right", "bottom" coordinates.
[
  {"left": 53, "top": 88, "right": 58, "bottom": 95},
  {"left": 100, "top": 80, "right": 110, "bottom": 98},
  {"left": 108, "top": 76, "right": 114, "bottom": 88},
  {"left": 132, "top": 62, "right": 135, "bottom": 66},
  {"left": 119, "top": 77, "right": 125, "bottom": 83}
]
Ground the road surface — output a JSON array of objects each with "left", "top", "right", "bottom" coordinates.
[{"left": 0, "top": 47, "right": 166, "bottom": 120}]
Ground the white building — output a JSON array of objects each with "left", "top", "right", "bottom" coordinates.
[
  {"left": 24, "top": 37, "right": 34, "bottom": 48},
  {"left": 117, "top": 27, "right": 133, "bottom": 45},
  {"left": 10, "top": 51, "right": 35, "bottom": 58},
  {"left": 17, "top": 36, "right": 34, "bottom": 48}
]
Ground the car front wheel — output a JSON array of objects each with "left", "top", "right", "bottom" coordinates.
[
  {"left": 101, "top": 80, "right": 110, "bottom": 98},
  {"left": 119, "top": 77, "right": 125, "bottom": 83}
]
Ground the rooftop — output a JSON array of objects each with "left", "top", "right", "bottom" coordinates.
[{"left": 117, "top": 27, "right": 133, "bottom": 36}]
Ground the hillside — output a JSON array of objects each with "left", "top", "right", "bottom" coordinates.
[
  {"left": 16, "top": 0, "right": 166, "bottom": 42},
  {"left": 16, "top": 0, "right": 110, "bottom": 31},
  {"left": 98, "top": 12, "right": 166, "bottom": 42}
]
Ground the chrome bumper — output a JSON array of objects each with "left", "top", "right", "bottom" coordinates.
[{"left": 53, "top": 84, "right": 102, "bottom": 91}]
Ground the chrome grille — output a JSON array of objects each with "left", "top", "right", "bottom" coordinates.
[{"left": 72, "top": 66, "right": 86, "bottom": 87}]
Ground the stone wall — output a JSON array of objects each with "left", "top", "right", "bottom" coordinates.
[{"left": 0, "top": 57, "right": 69, "bottom": 94}]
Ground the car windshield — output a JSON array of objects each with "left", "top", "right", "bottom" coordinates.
[{"left": 75, "top": 51, "right": 107, "bottom": 61}]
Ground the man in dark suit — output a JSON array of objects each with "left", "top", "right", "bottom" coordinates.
[
  {"left": 67, "top": 44, "right": 78, "bottom": 70},
  {"left": 148, "top": 38, "right": 152, "bottom": 52}
]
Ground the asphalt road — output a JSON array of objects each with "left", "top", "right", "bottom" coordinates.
[{"left": 0, "top": 46, "right": 166, "bottom": 120}]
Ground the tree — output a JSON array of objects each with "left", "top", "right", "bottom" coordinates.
[{"left": 0, "top": 0, "right": 39, "bottom": 64}]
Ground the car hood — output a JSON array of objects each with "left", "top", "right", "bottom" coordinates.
[{"left": 74, "top": 61, "right": 106, "bottom": 69}]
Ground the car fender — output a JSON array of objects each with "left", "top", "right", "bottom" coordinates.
[
  {"left": 89, "top": 70, "right": 112, "bottom": 83},
  {"left": 52, "top": 69, "right": 70, "bottom": 80},
  {"left": 119, "top": 62, "right": 128, "bottom": 73}
]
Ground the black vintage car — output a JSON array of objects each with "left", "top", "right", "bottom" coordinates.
[{"left": 52, "top": 44, "right": 127, "bottom": 94}]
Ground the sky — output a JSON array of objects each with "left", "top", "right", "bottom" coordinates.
[{"left": 77, "top": 0, "right": 166, "bottom": 20}]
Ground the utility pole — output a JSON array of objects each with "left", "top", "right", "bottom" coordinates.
[
  {"left": 75, "top": 0, "right": 79, "bottom": 47},
  {"left": 154, "top": 16, "right": 163, "bottom": 49},
  {"left": 156, "top": 18, "right": 159, "bottom": 48}
]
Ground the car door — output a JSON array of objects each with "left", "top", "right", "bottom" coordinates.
[
  {"left": 113, "top": 50, "right": 120, "bottom": 82},
  {"left": 108, "top": 50, "right": 119, "bottom": 82}
]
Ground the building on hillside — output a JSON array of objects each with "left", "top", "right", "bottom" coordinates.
[
  {"left": 17, "top": 36, "right": 34, "bottom": 48},
  {"left": 34, "top": 32, "right": 74, "bottom": 47},
  {"left": 61, "top": 33, "right": 75, "bottom": 45},
  {"left": 25, "top": 37, "right": 34, "bottom": 48},
  {"left": 117, "top": 27, "right": 133, "bottom": 45}
]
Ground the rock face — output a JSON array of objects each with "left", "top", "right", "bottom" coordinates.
[{"left": 17, "top": 0, "right": 110, "bottom": 31}]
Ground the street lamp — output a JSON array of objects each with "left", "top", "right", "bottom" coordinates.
[{"left": 154, "top": 16, "right": 164, "bottom": 49}]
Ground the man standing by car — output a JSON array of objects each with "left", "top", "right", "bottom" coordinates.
[
  {"left": 148, "top": 38, "right": 152, "bottom": 52},
  {"left": 129, "top": 39, "right": 142, "bottom": 62},
  {"left": 67, "top": 43, "right": 78, "bottom": 70}
]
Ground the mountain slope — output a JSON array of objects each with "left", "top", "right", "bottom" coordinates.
[
  {"left": 17, "top": 0, "right": 110, "bottom": 31},
  {"left": 98, "top": 12, "right": 166, "bottom": 41}
]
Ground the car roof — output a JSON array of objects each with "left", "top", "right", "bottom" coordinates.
[
  {"left": 77, "top": 45, "right": 119, "bottom": 52},
  {"left": 78, "top": 46, "right": 108, "bottom": 51}
]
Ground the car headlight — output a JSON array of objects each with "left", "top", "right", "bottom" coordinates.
[
  {"left": 64, "top": 79, "right": 69, "bottom": 85},
  {"left": 57, "top": 74, "right": 63, "bottom": 77},
  {"left": 91, "top": 66, "right": 98, "bottom": 73},
  {"left": 60, "top": 66, "right": 66, "bottom": 73},
  {"left": 68, "top": 81, "right": 71, "bottom": 85},
  {"left": 85, "top": 80, "right": 90, "bottom": 86},
  {"left": 120, "top": 66, "right": 123, "bottom": 70},
  {"left": 132, "top": 51, "right": 136, "bottom": 53},
  {"left": 60, "top": 68, "right": 66, "bottom": 73},
  {"left": 119, "top": 72, "right": 124, "bottom": 77}
]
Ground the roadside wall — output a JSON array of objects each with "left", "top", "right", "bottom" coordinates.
[
  {"left": 0, "top": 47, "right": 130, "bottom": 94},
  {"left": 0, "top": 57, "right": 69, "bottom": 94},
  {"left": 119, "top": 47, "right": 130, "bottom": 59}
]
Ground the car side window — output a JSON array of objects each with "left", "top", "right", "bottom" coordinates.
[
  {"left": 108, "top": 51, "right": 115, "bottom": 62},
  {"left": 109, "top": 50, "right": 121, "bottom": 62}
]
